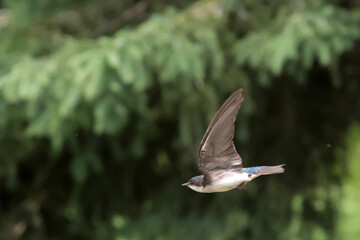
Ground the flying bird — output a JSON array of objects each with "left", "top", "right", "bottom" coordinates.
[{"left": 182, "top": 89, "right": 285, "bottom": 193}]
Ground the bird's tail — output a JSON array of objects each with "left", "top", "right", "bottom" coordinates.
[{"left": 258, "top": 164, "right": 285, "bottom": 176}]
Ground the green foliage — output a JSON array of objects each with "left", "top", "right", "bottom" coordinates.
[
  {"left": 1, "top": 0, "right": 360, "bottom": 239},
  {"left": 0, "top": 7, "right": 225, "bottom": 147},
  {"left": 234, "top": 3, "right": 360, "bottom": 85},
  {"left": 337, "top": 124, "right": 360, "bottom": 239}
]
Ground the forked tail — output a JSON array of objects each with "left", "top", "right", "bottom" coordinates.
[{"left": 258, "top": 164, "right": 285, "bottom": 175}]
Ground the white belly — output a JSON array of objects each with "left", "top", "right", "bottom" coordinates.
[{"left": 189, "top": 172, "right": 253, "bottom": 193}]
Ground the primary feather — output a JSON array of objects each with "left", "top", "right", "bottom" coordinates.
[{"left": 198, "top": 89, "right": 244, "bottom": 179}]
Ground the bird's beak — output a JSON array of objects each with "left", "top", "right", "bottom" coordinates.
[{"left": 181, "top": 182, "right": 189, "bottom": 186}]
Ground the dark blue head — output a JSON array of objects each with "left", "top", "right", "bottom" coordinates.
[{"left": 182, "top": 175, "right": 203, "bottom": 187}]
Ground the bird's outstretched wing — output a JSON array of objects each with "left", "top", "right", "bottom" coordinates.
[{"left": 198, "top": 89, "right": 244, "bottom": 176}]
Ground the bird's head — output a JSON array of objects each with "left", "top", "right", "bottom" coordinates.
[{"left": 181, "top": 175, "right": 203, "bottom": 189}]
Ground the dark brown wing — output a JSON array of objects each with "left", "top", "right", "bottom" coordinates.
[{"left": 198, "top": 88, "right": 244, "bottom": 175}]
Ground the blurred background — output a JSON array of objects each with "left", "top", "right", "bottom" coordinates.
[{"left": 1, "top": 0, "right": 360, "bottom": 239}]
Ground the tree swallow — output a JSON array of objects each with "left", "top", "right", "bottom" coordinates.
[{"left": 182, "top": 89, "right": 285, "bottom": 193}]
